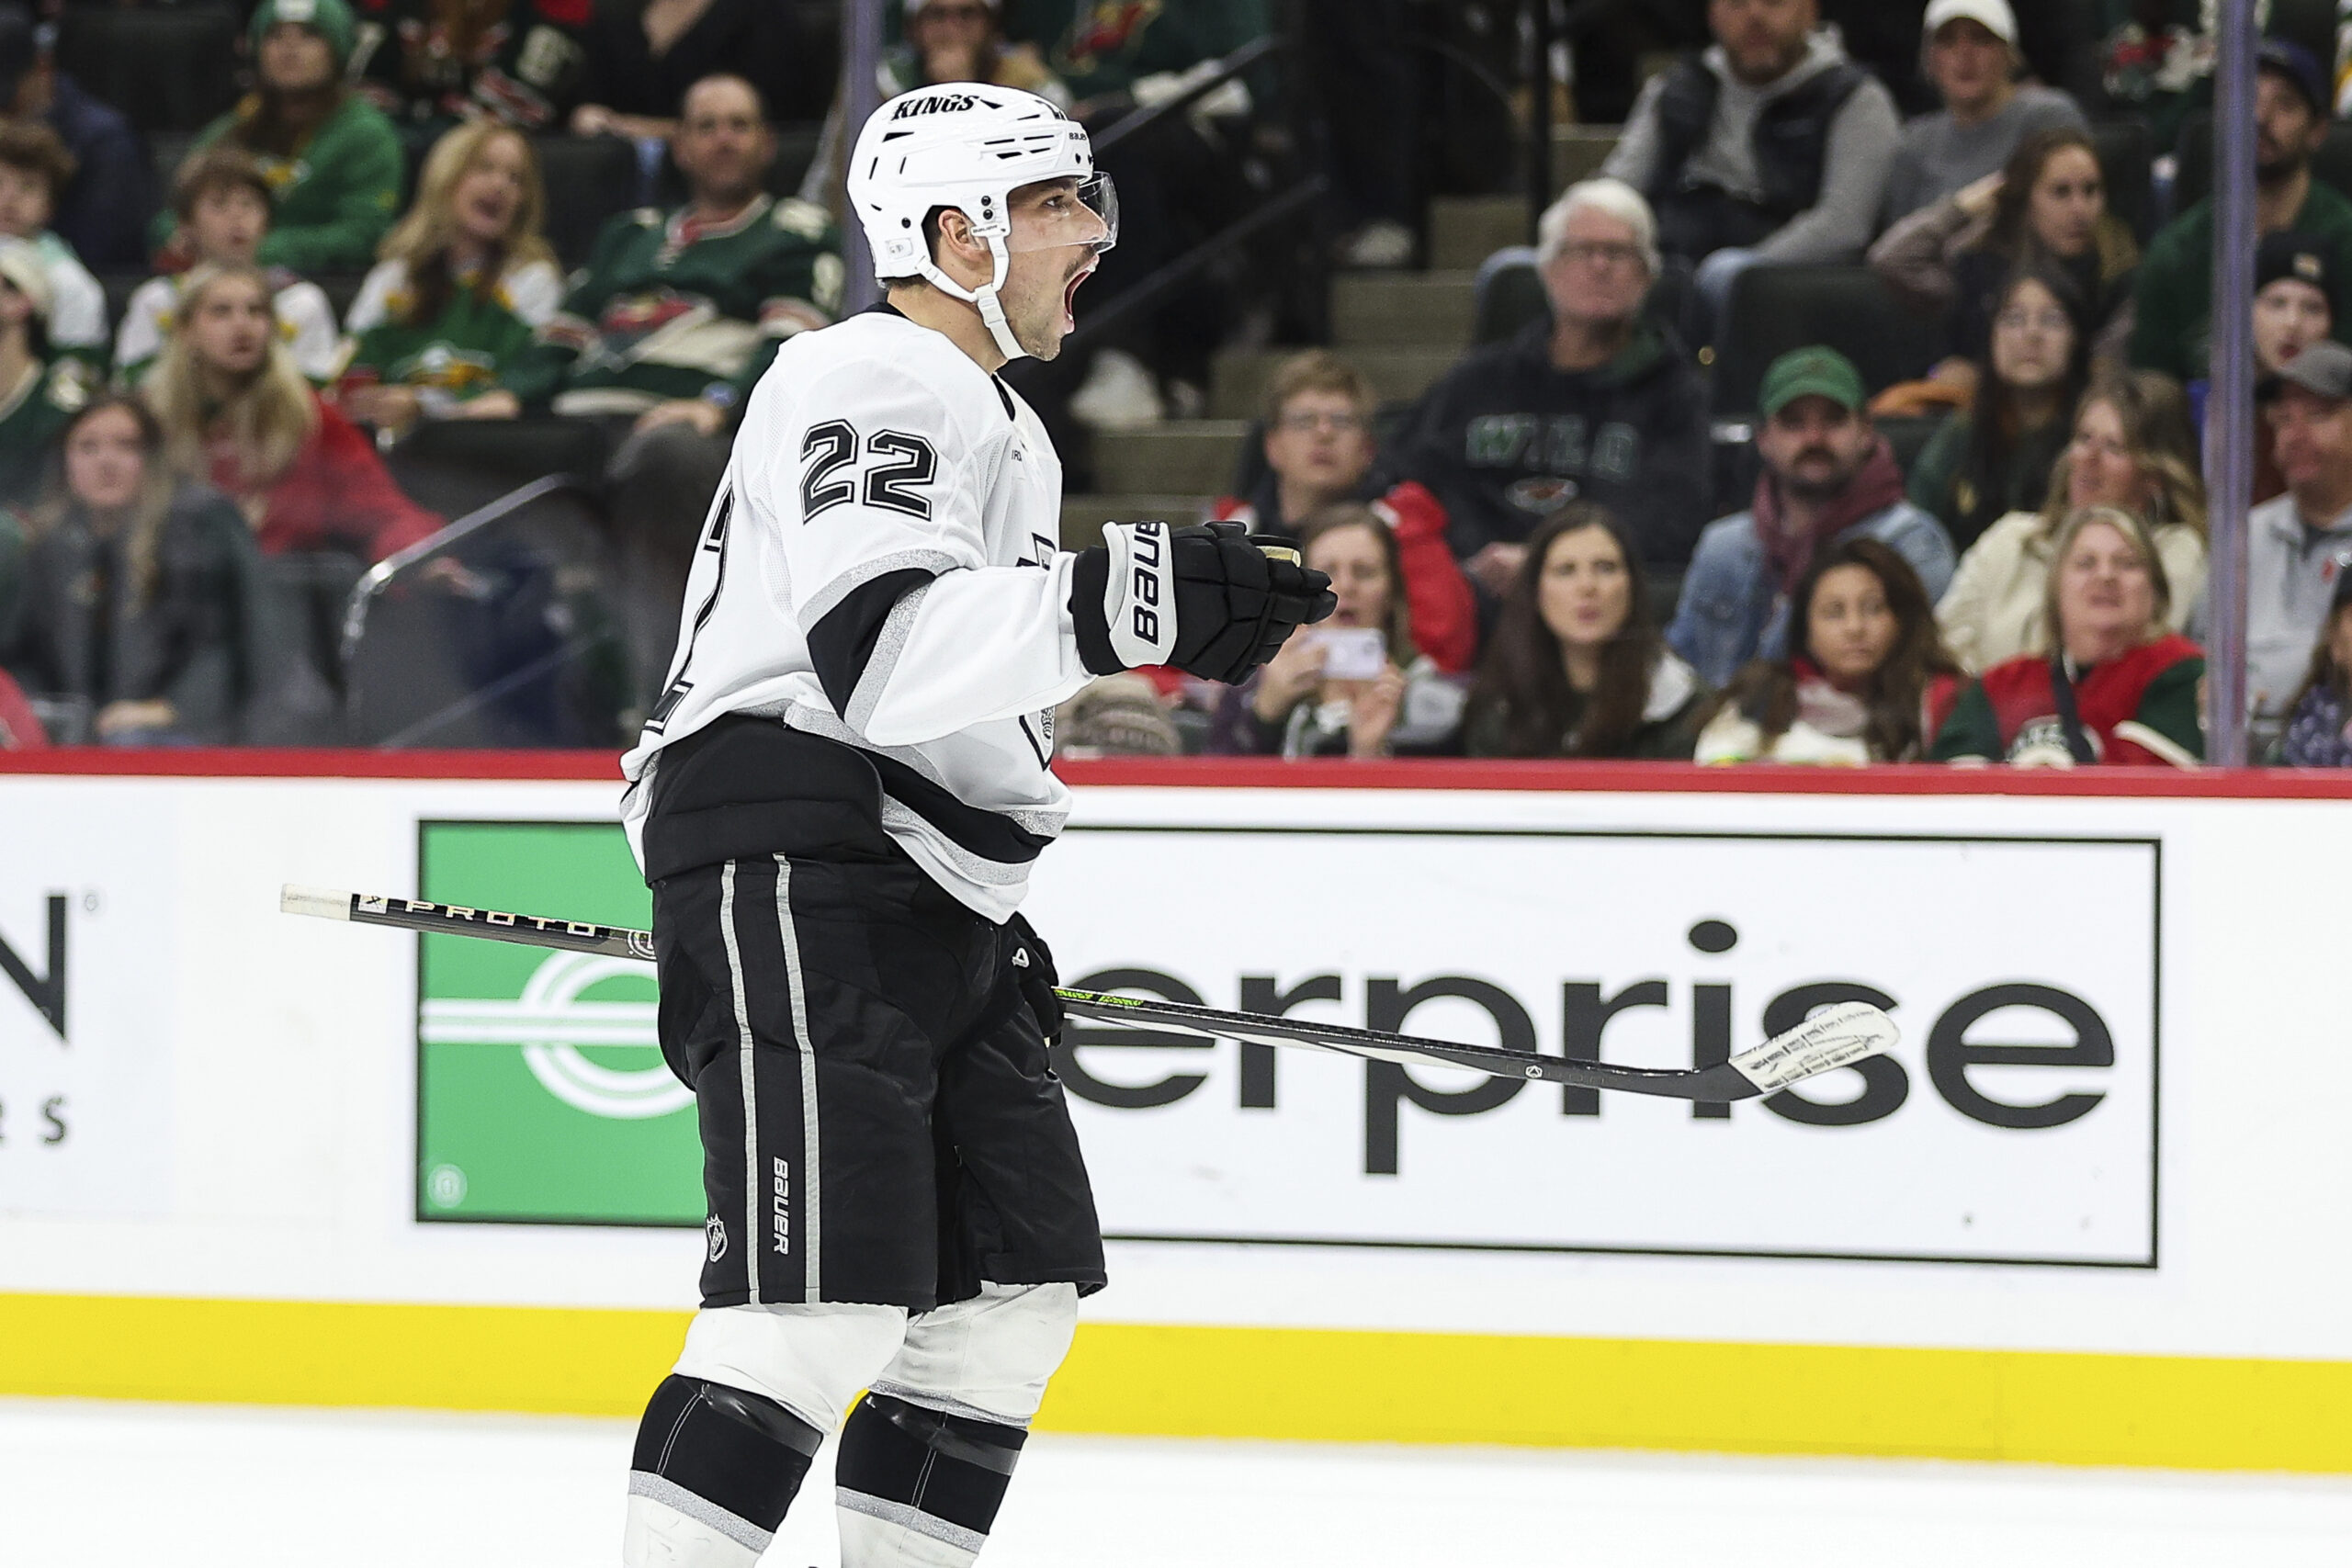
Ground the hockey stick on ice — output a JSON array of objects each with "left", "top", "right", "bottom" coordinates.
[{"left": 280, "top": 885, "right": 1896, "bottom": 1102}]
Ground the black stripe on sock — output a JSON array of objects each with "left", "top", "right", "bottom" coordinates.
[
  {"left": 836, "top": 1392, "right": 1026, "bottom": 1537},
  {"left": 632, "top": 1374, "right": 822, "bottom": 1533}
]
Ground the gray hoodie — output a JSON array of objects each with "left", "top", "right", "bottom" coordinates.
[
  {"left": 1602, "top": 32, "right": 1900, "bottom": 265},
  {"left": 2204, "top": 491, "right": 2352, "bottom": 730}
]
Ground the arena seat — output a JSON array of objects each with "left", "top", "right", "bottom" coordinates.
[
  {"left": 148, "top": 130, "right": 202, "bottom": 190},
  {"left": 1877, "top": 412, "right": 1945, "bottom": 479},
  {"left": 386, "top": 416, "right": 611, "bottom": 521},
  {"left": 55, "top": 5, "right": 242, "bottom": 134},
  {"left": 534, "top": 136, "right": 646, "bottom": 269},
  {"left": 342, "top": 479, "right": 629, "bottom": 749},
  {"left": 244, "top": 549, "right": 368, "bottom": 747},
  {"left": 97, "top": 270, "right": 144, "bottom": 342},
  {"left": 2090, "top": 118, "right": 2154, "bottom": 243},
  {"left": 313, "top": 273, "right": 368, "bottom": 323},
  {"left": 1712, "top": 265, "right": 1943, "bottom": 419}
]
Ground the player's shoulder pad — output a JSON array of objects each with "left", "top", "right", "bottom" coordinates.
[{"left": 772, "top": 320, "right": 1008, "bottom": 476}]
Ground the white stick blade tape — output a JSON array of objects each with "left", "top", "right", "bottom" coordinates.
[
  {"left": 1727, "top": 1001, "right": 1898, "bottom": 1092},
  {"left": 279, "top": 885, "right": 355, "bottom": 921}
]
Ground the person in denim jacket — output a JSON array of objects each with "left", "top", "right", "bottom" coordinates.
[{"left": 1668, "top": 345, "right": 1956, "bottom": 686}]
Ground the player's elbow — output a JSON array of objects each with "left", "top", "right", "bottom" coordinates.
[{"left": 805, "top": 569, "right": 938, "bottom": 732}]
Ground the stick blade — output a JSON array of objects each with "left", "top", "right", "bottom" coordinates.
[
  {"left": 1727, "top": 1000, "right": 1898, "bottom": 1093},
  {"left": 280, "top": 885, "right": 356, "bottom": 921}
]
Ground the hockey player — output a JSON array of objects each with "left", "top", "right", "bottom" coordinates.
[{"left": 612, "top": 84, "right": 1334, "bottom": 1566}]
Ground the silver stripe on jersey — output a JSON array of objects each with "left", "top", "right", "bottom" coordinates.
[
  {"left": 628, "top": 1472, "right": 776, "bottom": 1552},
  {"left": 718, "top": 863, "right": 760, "bottom": 1302},
  {"left": 843, "top": 581, "right": 932, "bottom": 737},
  {"left": 800, "top": 547, "right": 966, "bottom": 626},
  {"left": 879, "top": 799, "right": 1033, "bottom": 886},
  {"left": 834, "top": 1489, "right": 989, "bottom": 1554},
  {"left": 771, "top": 857, "right": 822, "bottom": 1301},
  {"left": 763, "top": 698, "right": 951, "bottom": 788}
]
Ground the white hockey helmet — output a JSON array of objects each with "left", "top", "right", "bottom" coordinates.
[{"left": 847, "top": 83, "right": 1118, "bottom": 361}]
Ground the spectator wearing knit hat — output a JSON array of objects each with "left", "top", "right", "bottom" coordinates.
[
  {"left": 0, "top": 239, "right": 85, "bottom": 507},
  {"left": 2185, "top": 231, "right": 2339, "bottom": 510},
  {"left": 158, "top": 0, "right": 405, "bottom": 276},
  {"left": 1668, "top": 346, "right": 1955, "bottom": 686},
  {"left": 2132, "top": 39, "right": 2352, "bottom": 383},
  {"left": 1879, "top": 0, "right": 2086, "bottom": 228}
]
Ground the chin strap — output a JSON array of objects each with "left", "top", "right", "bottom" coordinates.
[{"left": 915, "top": 235, "right": 1026, "bottom": 363}]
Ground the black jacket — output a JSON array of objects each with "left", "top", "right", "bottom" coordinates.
[
  {"left": 1381, "top": 318, "right": 1712, "bottom": 570},
  {"left": 47, "top": 74, "right": 155, "bottom": 272},
  {"left": 0, "top": 484, "right": 267, "bottom": 743},
  {"left": 1648, "top": 52, "right": 1868, "bottom": 229}
]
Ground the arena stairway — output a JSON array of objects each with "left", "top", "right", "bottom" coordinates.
[{"left": 1062, "top": 191, "right": 1529, "bottom": 549}]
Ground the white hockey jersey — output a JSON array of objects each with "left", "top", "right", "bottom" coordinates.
[{"left": 618, "top": 306, "right": 1094, "bottom": 920}]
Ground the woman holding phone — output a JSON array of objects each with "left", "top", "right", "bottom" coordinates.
[
  {"left": 1463, "top": 504, "right": 1710, "bottom": 759},
  {"left": 1207, "top": 503, "right": 1465, "bottom": 758}
]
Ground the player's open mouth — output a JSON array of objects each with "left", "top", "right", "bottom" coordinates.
[{"left": 1061, "top": 264, "right": 1095, "bottom": 331}]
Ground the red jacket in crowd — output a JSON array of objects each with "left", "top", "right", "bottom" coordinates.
[
  {"left": 1935, "top": 634, "right": 2206, "bottom": 764},
  {"left": 211, "top": 395, "right": 443, "bottom": 563},
  {"left": 1209, "top": 479, "right": 1477, "bottom": 675}
]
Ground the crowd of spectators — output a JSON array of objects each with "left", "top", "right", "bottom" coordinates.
[
  {"left": 1050, "top": 0, "right": 2352, "bottom": 773},
  {"left": 0, "top": 0, "right": 849, "bottom": 746},
  {"left": 1, "top": 0, "right": 2350, "bottom": 773}
]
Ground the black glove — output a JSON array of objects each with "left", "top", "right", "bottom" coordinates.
[
  {"left": 1006, "top": 912, "right": 1064, "bottom": 1045},
  {"left": 1069, "top": 520, "right": 1337, "bottom": 685}
]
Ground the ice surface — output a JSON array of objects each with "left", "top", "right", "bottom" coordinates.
[{"left": 3, "top": 1398, "right": 2349, "bottom": 1566}]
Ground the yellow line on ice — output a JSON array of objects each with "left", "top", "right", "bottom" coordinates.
[{"left": 4, "top": 1292, "right": 2348, "bottom": 1472}]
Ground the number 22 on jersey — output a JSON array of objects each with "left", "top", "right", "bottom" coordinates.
[{"left": 801, "top": 423, "right": 939, "bottom": 523}]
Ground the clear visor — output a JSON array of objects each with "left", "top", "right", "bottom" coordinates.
[{"left": 1001, "top": 173, "right": 1119, "bottom": 256}]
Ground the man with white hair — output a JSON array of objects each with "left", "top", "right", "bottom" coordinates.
[
  {"left": 1384, "top": 178, "right": 1711, "bottom": 592},
  {"left": 1878, "top": 0, "right": 2086, "bottom": 227}
]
